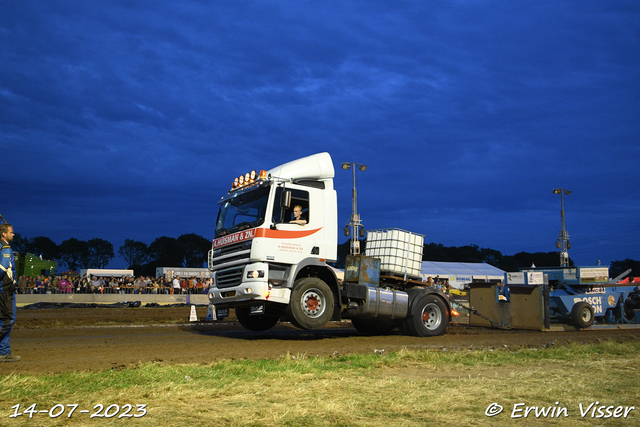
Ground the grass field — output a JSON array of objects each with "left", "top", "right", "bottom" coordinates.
[{"left": 1, "top": 340, "right": 639, "bottom": 426}]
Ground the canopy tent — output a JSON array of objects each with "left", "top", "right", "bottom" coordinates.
[
  {"left": 81, "top": 269, "right": 134, "bottom": 277},
  {"left": 420, "top": 261, "right": 505, "bottom": 289}
]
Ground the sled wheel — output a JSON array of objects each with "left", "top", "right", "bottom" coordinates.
[{"left": 570, "top": 301, "right": 595, "bottom": 329}]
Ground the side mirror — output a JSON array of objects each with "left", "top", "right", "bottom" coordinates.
[{"left": 280, "top": 190, "right": 291, "bottom": 209}]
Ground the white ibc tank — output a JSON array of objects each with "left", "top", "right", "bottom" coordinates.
[{"left": 365, "top": 228, "right": 424, "bottom": 277}]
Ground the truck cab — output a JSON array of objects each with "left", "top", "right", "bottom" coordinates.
[{"left": 208, "top": 153, "right": 340, "bottom": 330}]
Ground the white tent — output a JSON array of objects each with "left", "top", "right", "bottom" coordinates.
[
  {"left": 80, "top": 268, "right": 134, "bottom": 278},
  {"left": 420, "top": 261, "right": 505, "bottom": 289}
]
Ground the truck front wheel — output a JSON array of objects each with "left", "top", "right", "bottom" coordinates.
[
  {"left": 286, "top": 277, "right": 334, "bottom": 330},
  {"left": 404, "top": 294, "right": 449, "bottom": 337},
  {"left": 235, "top": 307, "right": 280, "bottom": 332}
]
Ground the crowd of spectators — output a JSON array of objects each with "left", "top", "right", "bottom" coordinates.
[
  {"left": 15, "top": 274, "right": 211, "bottom": 295},
  {"left": 424, "top": 275, "right": 451, "bottom": 292}
]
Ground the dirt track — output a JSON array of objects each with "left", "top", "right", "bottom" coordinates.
[{"left": 2, "top": 306, "right": 640, "bottom": 375}]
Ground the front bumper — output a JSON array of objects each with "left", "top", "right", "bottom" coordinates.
[{"left": 208, "top": 282, "right": 291, "bottom": 306}]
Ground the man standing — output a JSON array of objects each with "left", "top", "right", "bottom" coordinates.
[
  {"left": 17, "top": 275, "right": 28, "bottom": 294},
  {"left": 90, "top": 275, "right": 100, "bottom": 294},
  {"left": 0, "top": 223, "right": 19, "bottom": 362}
]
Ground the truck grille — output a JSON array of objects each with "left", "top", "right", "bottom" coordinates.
[
  {"left": 209, "top": 240, "right": 252, "bottom": 268},
  {"left": 216, "top": 266, "right": 245, "bottom": 289}
]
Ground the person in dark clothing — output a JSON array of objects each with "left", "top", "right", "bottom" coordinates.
[
  {"left": 0, "top": 223, "right": 19, "bottom": 362},
  {"left": 289, "top": 205, "right": 307, "bottom": 225}
]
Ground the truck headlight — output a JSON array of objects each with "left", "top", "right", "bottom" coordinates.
[{"left": 247, "top": 270, "right": 265, "bottom": 279}]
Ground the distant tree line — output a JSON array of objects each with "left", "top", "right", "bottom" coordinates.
[
  {"left": 421, "top": 242, "right": 565, "bottom": 272},
  {"left": 335, "top": 239, "right": 640, "bottom": 278},
  {"left": 333, "top": 240, "right": 565, "bottom": 271},
  {"left": 117, "top": 234, "right": 210, "bottom": 276},
  {"left": 11, "top": 233, "right": 210, "bottom": 277},
  {"left": 11, "top": 233, "right": 640, "bottom": 280},
  {"left": 11, "top": 235, "right": 115, "bottom": 271},
  {"left": 610, "top": 259, "right": 640, "bottom": 281}
]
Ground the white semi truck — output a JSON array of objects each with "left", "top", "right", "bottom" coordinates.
[{"left": 207, "top": 152, "right": 452, "bottom": 336}]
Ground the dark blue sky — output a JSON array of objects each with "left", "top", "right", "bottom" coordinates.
[{"left": 1, "top": 1, "right": 639, "bottom": 269}]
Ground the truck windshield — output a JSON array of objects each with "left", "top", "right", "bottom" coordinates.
[{"left": 215, "top": 184, "right": 271, "bottom": 237}]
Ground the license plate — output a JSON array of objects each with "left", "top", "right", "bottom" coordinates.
[
  {"left": 216, "top": 307, "right": 229, "bottom": 318},
  {"left": 250, "top": 304, "right": 265, "bottom": 315}
]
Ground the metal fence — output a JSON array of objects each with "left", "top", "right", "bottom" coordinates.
[{"left": 16, "top": 286, "right": 209, "bottom": 295}]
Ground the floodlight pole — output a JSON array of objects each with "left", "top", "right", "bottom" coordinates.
[
  {"left": 342, "top": 162, "right": 367, "bottom": 255},
  {"left": 553, "top": 188, "right": 571, "bottom": 267}
]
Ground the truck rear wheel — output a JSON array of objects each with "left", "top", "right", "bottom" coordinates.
[
  {"left": 235, "top": 307, "right": 280, "bottom": 332},
  {"left": 286, "top": 277, "right": 334, "bottom": 330},
  {"left": 404, "top": 294, "right": 449, "bottom": 337},
  {"left": 570, "top": 301, "right": 595, "bottom": 329}
]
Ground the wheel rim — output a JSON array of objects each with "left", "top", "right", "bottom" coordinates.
[
  {"left": 581, "top": 308, "right": 592, "bottom": 323},
  {"left": 300, "top": 288, "right": 325, "bottom": 318},
  {"left": 421, "top": 303, "right": 442, "bottom": 330}
]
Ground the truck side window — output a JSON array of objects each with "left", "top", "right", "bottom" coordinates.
[{"left": 273, "top": 188, "right": 309, "bottom": 224}]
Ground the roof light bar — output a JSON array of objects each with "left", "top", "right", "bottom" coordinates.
[{"left": 230, "top": 169, "right": 269, "bottom": 192}]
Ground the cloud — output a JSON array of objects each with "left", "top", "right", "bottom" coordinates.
[{"left": 1, "top": 1, "right": 638, "bottom": 267}]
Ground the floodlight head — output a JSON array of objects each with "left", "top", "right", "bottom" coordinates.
[
  {"left": 358, "top": 164, "right": 367, "bottom": 172},
  {"left": 553, "top": 188, "right": 571, "bottom": 196},
  {"left": 341, "top": 163, "right": 351, "bottom": 170}
]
